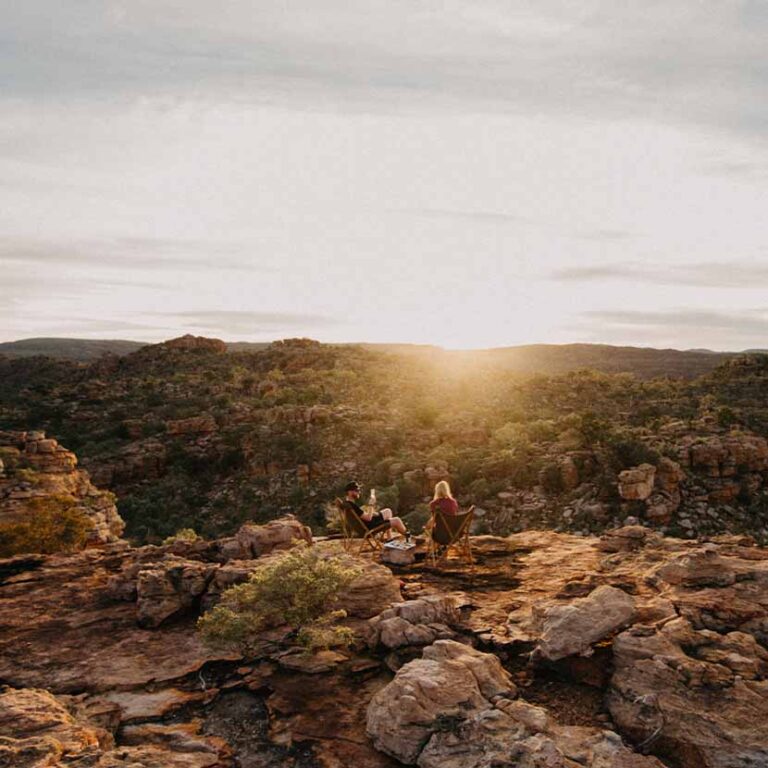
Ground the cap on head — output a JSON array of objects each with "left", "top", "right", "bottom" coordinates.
[{"left": 344, "top": 481, "right": 361, "bottom": 493}]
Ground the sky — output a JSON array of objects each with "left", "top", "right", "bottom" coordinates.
[{"left": 2, "top": 1, "right": 768, "bottom": 350}]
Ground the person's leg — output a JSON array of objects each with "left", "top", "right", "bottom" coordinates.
[
  {"left": 389, "top": 516, "right": 407, "bottom": 535},
  {"left": 380, "top": 507, "right": 393, "bottom": 521}
]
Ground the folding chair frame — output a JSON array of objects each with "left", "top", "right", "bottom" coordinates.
[
  {"left": 334, "top": 498, "right": 392, "bottom": 555},
  {"left": 426, "top": 506, "right": 475, "bottom": 567}
]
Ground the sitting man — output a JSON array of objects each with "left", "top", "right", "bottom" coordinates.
[{"left": 342, "top": 481, "right": 407, "bottom": 536}]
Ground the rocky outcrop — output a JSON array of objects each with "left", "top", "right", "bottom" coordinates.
[
  {"left": 365, "top": 594, "right": 467, "bottom": 650},
  {"left": 366, "top": 639, "right": 515, "bottom": 764},
  {"left": 84, "top": 438, "right": 167, "bottom": 490},
  {"left": 609, "top": 618, "right": 768, "bottom": 768},
  {"left": 105, "top": 519, "right": 401, "bottom": 627},
  {"left": 534, "top": 585, "right": 637, "bottom": 661},
  {"left": 0, "top": 430, "right": 124, "bottom": 546},
  {"left": 2, "top": 526, "right": 767, "bottom": 768},
  {"left": 0, "top": 686, "right": 226, "bottom": 767},
  {"left": 618, "top": 464, "right": 656, "bottom": 501},
  {"left": 165, "top": 415, "right": 218, "bottom": 436},
  {"left": 157, "top": 334, "right": 227, "bottom": 354},
  {"left": 136, "top": 558, "right": 219, "bottom": 628},
  {"left": 366, "top": 639, "right": 662, "bottom": 768},
  {"left": 230, "top": 515, "right": 313, "bottom": 558}
]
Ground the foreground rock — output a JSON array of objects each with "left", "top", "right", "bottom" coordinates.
[
  {"left": 367, "top": 639, "right": 662, "bottom": 768},
  {"left": 2, "top": 525, "right": 767, "bottom": 768},
  {"left": 0, "top": 686, "right": 226, "bottom": 767},
  {"left": 534, "top": 585, "right": 636, "bottom": 661}
]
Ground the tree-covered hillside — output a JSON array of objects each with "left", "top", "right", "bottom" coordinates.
[{"left": 1, "top": 335, "right": 767, "bottom": 544}]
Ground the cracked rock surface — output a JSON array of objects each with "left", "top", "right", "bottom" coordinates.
[{"left": 1, "top": 526, "right": 767, "bottom": 767}]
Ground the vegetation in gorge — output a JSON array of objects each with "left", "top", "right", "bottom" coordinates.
[{"left": 1, "top": 338, "right": 767, "bottom": 543}]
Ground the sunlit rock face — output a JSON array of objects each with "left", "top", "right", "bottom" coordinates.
[
  {"left": 0, "top": 430, "right": 124, "bottom": 546},
  {"left": 1, "top": 523, "right": 767, "bottom": 768}
]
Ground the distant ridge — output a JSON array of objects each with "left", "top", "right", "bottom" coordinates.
[
  {"left": 0, "top": 338, "right": 146, "bottom": 362},
  {"left": 0, "top": 336, "right": 761, "bottom": 378}
]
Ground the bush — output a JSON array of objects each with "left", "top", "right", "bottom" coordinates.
[
  {"left": 162, "top": 528, "right": 201, "bottom": 545},
  {"left": 197, "top": 545, "right": 361, "bottom": 654},
  {"left": 607, "top": 436, "right": 659, "bottom": 470},
  {"left": 540, "top": 463, "right": 565, "bottom": 494},
  {"left": 403, "top": 503, "right": 431, "bottom": 534},
  {"left": 0, "top": 496, "right": 90, "bottom": 557}
]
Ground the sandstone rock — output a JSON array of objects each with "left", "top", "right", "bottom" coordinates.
[
  {"left": 655, "top": 457, "right": 685, "bottom": 494},
  {"left": 233, "top": 515, "right": 312, "bottom": 558},
  {"left": 0, "top": 430, "right": 124, "bottom": 547},
  {"left": 165, "top": 415, "right": 218, "bottom": 436},
  {"left": 101, "top": 688, "right": 208, "bottom": 723},
  {"left": 0, "top": 686, "right": 104, "bottom": 758},
  {"left": 609, "top": 618, "right": 768, "bottom": 768},
  {"left": 0, "top": 686, "right": 224, "bottom": 768},
  {"left": 366, "top": 595, "right": 465, "bottom": 650},
  {"left": 422, "top": 640, "right": 515, "bottom": 700},
  {"left": 276, "top": 649, "right": 347, "bottom": 674},
  {"left": 366, "top": 639, "right": 511, "bottom": 764},
  {"left": 367, "top": 639, "right": 661, "bottom": 768},
  {"left": 597, "top": 526, "right": 660, "bottom": 553},
  {"left": 337, "top": 553, "right": 404, "bottom": 618},
  {"left": 535, "top": 585, "right": 636, "bottom": 661},
  {"left": 654, "top": 549, "right": 737, "bottom": 588},
  {"left": 136, "top": 558, "right": 218, "bottom": 628},
  {"left": 618, "top": 464, "right": 656, "bottom": 501}
]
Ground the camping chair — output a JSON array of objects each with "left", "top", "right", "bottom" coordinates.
[
  {"left": 426, "top": 506, "right": 475, "bottom": 567},
  {"left": 333, "top": 498, "right": 391, "bottom": 555}
]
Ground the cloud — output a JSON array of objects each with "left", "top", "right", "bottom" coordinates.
[
  {"left": 584, "top": 308, "right": 768, "bottom": 334},
  {"left": 392, "top": 207, "right": 526, "bottom": 224},
  {"left": 0, "top": 238, "right": 267, "bottom": 271},
  {"left": 3, "top": 2, "right": 768, "bottom": 139},
  {"left": 163, "top": 310, "right": 339, "bottom": 334},
  {"left": 576, "top": 230, "right": 635, "bottom": 242},
  {"left": 552, "top": 261, "right": 768, "bottom": 288}
]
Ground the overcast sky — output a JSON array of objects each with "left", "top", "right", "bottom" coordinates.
[{"left": 2, "top": 1, "right": 767, "bottom": 349}]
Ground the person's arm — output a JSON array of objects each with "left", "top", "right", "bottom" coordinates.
[{"left": 350, "top": 500, "right": 373, "bottom": 521}]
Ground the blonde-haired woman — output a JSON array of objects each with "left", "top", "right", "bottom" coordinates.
[{"left": 426, "top": 480, "right": 459, "bottom": 531}]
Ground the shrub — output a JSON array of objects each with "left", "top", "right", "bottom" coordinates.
[
  {"left": 0, "top": 496, "right": 90, "bottom": 557},
  {"left": 539, "top": 463, "right": 565, "bottom": 494},
  {"left": 467, "top": 477, "right": 491, "bottom": 504},
  {"left": 197, "top": 545, "right": 361, "bottom": 654},
  {"left": 607, "top": 436, "right": 659, "bottom": 470},
  {"left": 403, "top": 503, "right": 431, "bottom": 534},
  {"left": 162, "top": 528, "right": 201, "bottom": 545}
]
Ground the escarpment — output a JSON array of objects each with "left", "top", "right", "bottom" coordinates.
[{"left": 1, "top": 519, "right": 767, "bottom": 767}]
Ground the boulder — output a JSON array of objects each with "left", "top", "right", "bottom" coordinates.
[
  {"left": 654, "top": 549, "right": 737, "bottom": 588},
  {"left": 609, "top": 618, "right": 768, "bottom": 768},
  {"left": 367, "top": 639, "right": 662, "bottom": 768},
  {"left": 136, "top": 558, "right": 218, "bottom": 628},
  {"left": 655, "top": 457, "right": 685, "bottom": 494},
  {"left": 535, "top": 585, "right": 637, "bottom": 661},
  {"left": 337, "top": 555, "right": 404, "bottom": 618},
  {"left": 234, "top": 515, "right": 312, "bottom": 558},
  {"left": 618, "top": 464, "right": 656, "bottom": 501},
  {"left": 0, "top": 686, "right": 224, "bottom": 767},
  {"left": 366, "top": 639, "right": 514, "bottom": 764},
  {"left": 366, "top": 595, "right": 464, "bottom": 650}
]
